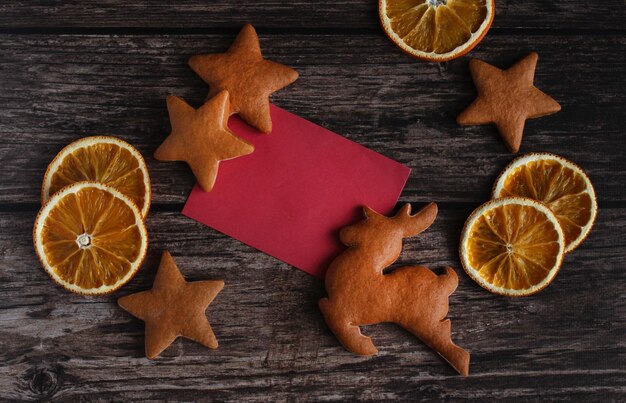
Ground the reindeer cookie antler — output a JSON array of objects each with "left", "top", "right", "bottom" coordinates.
[{"left": 319, "top": 203, "right": 470, "bottom": 376}]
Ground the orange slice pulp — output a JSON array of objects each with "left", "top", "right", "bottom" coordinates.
[
  {"left": 34, "top": 182, "right": 148, "bottom": 295},
  {"left": 493, "top": 153, "right": 597, "bottom": 253},
  {"left": 42, "top": 136, "right": 151, "bottom": 218},
  {"left": 379, "top": 0, "right": 494, "bottom": 62},
  {"left": 460, "top": 197, "right": 565, "bottom": 296}
]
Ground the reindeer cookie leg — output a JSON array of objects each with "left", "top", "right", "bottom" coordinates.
[
  {"left": 402, "top": 317, "right": 470, "bottom": 376},
  {"left": 435, "top": 268, "right": 470, "bottom": 375},
  {"left": 403, "top": 267, "right": 470, "bottom": 376},
  {"left": 319, "top": 298, "right": 378, "bottom": 356},
  {"left": 432, "top": 320, "right": 470, "bottom": 376}
]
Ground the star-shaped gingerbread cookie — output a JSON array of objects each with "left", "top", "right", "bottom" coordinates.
[
  {"left": 118, "top": 251, "right": 224, "bottom": 359},
  {"left": 154, "top": 90, "right": 254, "bottom": 192},
  {"left": 188, "top": 24, "right": 299, "bottom": 134},
  {"left": 457, "top": 52, "right": 561, "bottom": 153}
]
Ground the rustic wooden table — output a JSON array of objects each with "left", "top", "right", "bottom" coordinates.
[{"left": 1, "top": 1, "right": 625, "bottom": 401}]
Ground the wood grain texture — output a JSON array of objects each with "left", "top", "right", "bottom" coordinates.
[
  {"left": 0, "top": 34, "right": 625, "bottom": 205},
  {"left": 1, "top": 207, "right": 625, "bottom": 401},
  {"left": 0, "top": 0, "right": 625, "bottom": 31},
  {"left": 1, "top": 0, "right": 626, "bottom": 400}
]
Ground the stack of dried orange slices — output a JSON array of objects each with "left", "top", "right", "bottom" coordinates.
[
  {"left": 459, "top": 153, "right": 597, "bottom": 296},
  {"left": 33, "top": 137, "right": 150, "bottom": 295}
]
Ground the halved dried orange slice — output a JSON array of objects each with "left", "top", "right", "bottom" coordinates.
[
  {"left": 34, "top": 182, "right": 148, "bottom": 295},
  {"left": 379, "top": 0, "right": 494, "bottom": 62},
  {"left": 42, "top": 136, "right": 151, "bottom": 218},
  {"left": 460, "top": 197, "right": 565, "bottom": 296},
  {"left": 493, "top": 153, "right": 597, "bottom": 253}
]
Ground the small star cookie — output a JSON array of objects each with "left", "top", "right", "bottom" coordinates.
[
  {"left": 154, "top": 90, "right": 254, "bottom": 192},
  {"left": 118, "top": 251, "right": 224, "bottom": 359},
  {"left": 457, "top": 52, "right": 561, "bottom": 153},
  {"left": 189, "top": 24, "right": 299, "bottom": 134}
]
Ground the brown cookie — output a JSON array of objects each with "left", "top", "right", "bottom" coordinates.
[
  {"left": 154, "top": 91, "right": 254, "bottom": 192},
  {"left": 118, "top": 251, "right": 224, "bottom": 359},
  {"left": 188, "top": 24, "right": 299, "bottom": 134},
  {"left": 319, "top": 203, "right": 470, "bottom": 376},
  {"left": 457, "top": 52, "right": 561, "bottom": 153}
]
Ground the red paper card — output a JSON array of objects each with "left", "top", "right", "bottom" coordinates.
[{"left": 182, "top": 105, "right": 410, "bottom": 278}]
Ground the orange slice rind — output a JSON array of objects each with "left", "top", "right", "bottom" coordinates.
[
  {"left": 460, "top": 197, "right": 565, "bottom": 296},
  {"left": 41, "top": 136, "right": 151, "bottom": 219},
  {"left": 34, "top": 182, "right": 148, "bottom": 295},
  {"left": 493, "top": 153, "right": 597, "bottom": 253},
  {"left": 379, "top": 0, "right": 494, "bottom": 62}
]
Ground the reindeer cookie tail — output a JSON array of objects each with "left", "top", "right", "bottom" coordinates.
[{"left": 319, "top": 298, "right": 378, "bottom": 356}]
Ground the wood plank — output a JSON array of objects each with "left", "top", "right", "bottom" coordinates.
[
  {"left": 0, "top": 1, "right": 625, "bottom": 31},
  {"left": 0, "top": 33, "right": 625, "bottom": 205},
  {"left": 1, "top": 207, "right": 625, "bottom": 400}
]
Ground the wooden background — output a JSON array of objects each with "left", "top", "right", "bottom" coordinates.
[{"left": 1, "top": 1, "right": 625, "bottom": 401}]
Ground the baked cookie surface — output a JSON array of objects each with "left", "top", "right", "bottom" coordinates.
[
  {"left": 189, "top": 24, "right": 299, "bottom": 134},
  {"left": 118, "top": 251, "right": 224, "bottom": 359},
  {"left": 457, "top": 52, "right": 561, "bottom": 153}
]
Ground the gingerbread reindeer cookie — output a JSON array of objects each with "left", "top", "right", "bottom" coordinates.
[{"left": 319, "top": 203, "right": 470, "bottom": 376}]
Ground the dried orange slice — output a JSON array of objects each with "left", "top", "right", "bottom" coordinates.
[
  {"left": 493, "top": 153, "right": 597, "bottom": 253},
  {"left": 42, "top": 136, "right": 151, "bottom": 218},
  {"left": 379, "top": 0, "right": 494, "bottom": 62},
  {"left": 460, "top": 197, "right": 565, "bottom": 296},
  {"left": 34, "top": 182, "right": 148, "bottom": 295}
]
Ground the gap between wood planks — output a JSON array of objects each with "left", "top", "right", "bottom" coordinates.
[
  {"left": 0, "top": 27, "right": 625, "bottom": 36},
  {"left": 2, "top": 201, "right": 625, "bottom": 213}
]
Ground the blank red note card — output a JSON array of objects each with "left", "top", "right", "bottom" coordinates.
[{"left": 183, "top": 105, "right": 410, "bottom": 278}]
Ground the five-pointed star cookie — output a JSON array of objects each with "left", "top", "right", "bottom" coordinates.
[
  {"left": 457, "top": 52, "right": 561, "bottom": 153},
  {"left": 154, "top": 90, "right": 254, "bottom": 192},
  {"left": 188, "top": 24, "right": 299, "bottom": 134},
  {"left": 118, "top": 251, "right": 224, "bottom": 359}
]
